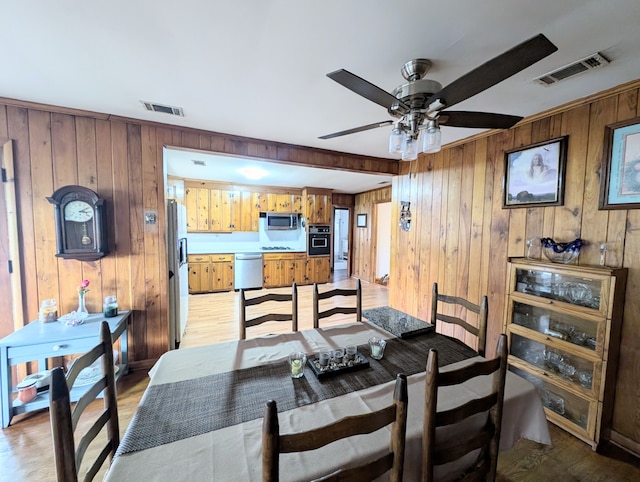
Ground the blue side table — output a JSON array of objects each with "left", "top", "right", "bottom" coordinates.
[{"left": 0, "top": 310, "right": 130, "bottom": 428}]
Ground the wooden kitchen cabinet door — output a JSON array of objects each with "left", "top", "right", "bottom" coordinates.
[
  {"left": 185, "top": 186, "right": 211, "bottom": 232},
  {"left": 240, "top": 191, "right": 259, "bottom": 232},
  {"left": 293, "top": 254, "right": 308, "bottom": 284},
  {"left": 209, "top": 189, "right": 222, "bottom": 231},
  {"left": 221, "top": 190, "right": 241, "bottom": 231},
  {"left": 188, "top": 261, "right": 211, "bottom": 293},
  {"left": 263, "top": 259, "right": 280, "bottom": 288},
  {"left": 307, "top": 257, "right": 330, "bottom": 284},
  {"left": 211, "top": 260, "right": 234, "bottom": 291}
]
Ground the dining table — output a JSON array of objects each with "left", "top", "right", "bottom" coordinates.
[{"left": 105, "top": 321, "right": 551, "bottom": 481}]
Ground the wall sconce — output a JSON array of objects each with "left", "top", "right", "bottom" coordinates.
[{"left": 399, "top": 201, "right": 411, "bottom": 232}]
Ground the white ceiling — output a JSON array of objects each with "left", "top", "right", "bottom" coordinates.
[
  {"left": 3, "top": 1, "right": 640, "bottom": 192},
  {"left": 164, "top": 147, "right": 393, "bottom": 193}
]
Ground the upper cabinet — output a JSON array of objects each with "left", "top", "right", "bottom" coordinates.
[
  {"left": 303, "top": 188, "right": 333, "bottom": 225},
  {"left": 185, "top": 181, "right": 315, "bottom": 232}
]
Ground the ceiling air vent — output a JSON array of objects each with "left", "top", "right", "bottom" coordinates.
[
  {"left": 140, "top": 101, "right": 184, "bottom": 116},
  {"left": 534, "top": 52, "right": 610, "bottom": 86}
]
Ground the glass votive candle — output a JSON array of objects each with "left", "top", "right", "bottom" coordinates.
[
  {"left": 318, "top": 351, "right": 331, "bottom": 367},
  {"left": 368, "top": 337, "right": 387, "bottom": 360},
  {"left": 346, "top": 345, "right": 357, "bottom": 360},
  {"left": 332, "top": 348, "right": 345, "bottom": 362},
  {"left": 288, "top": 352, "right": 307, "bottom": 379}
]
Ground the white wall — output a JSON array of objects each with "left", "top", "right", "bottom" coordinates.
[{"left": 375, "top": 202, "right": 391, "bottom": 278}]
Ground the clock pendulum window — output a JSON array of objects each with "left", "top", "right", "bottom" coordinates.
[{"left": 47, "top": 185, "right": 108, "bottom": 262}]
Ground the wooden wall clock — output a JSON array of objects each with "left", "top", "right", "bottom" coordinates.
[{"left": 47, "top": 185, "right": 109, "bottom": 261}]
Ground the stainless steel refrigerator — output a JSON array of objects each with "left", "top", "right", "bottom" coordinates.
[{"left": 167, "top": 200, "right": 189, "bottom": 349}]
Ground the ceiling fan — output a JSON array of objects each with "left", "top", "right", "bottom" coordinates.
[{"left": 319, "top": 34, "right": 558, "bottom": 159}]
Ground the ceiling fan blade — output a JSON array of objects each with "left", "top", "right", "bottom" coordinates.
[
  {"left": 319, "top": 120, "right": 394, "bottom": 140},
  {"left": 439, "top": 111, "right": 523, "bottom": 129},
  {"left": 426, "top": 33, "right": 558, "bottom": 110},
  {"left": 327, "top": 69, "right": 409, "bottom": 112}
]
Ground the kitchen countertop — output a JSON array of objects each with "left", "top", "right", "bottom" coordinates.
[{"left": 189, "top": 249, "right": 307, "bottom": 255}]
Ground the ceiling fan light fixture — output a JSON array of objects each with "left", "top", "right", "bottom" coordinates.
[
  {"left": 389, "top": 125, "right": 405, "bottom": 154},
  {"left": 422, "top": 119, "right": 442, "bottom": 153},
  {"left": 401, "top": 135, "right": 419, "bottom": 161}
]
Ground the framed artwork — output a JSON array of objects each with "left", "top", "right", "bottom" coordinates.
[
  {"left": 503, "top": 136, "right": 568, "bottom": 208},
  {"left": 356, "top": 213, "right": 367, "bottom": 228},
  {"left": 599, "top": 117, "right": 640, "bottom": 209}
]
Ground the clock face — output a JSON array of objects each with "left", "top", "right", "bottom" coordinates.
[{"left": 64, "top": 200, "right": 94, "bottom": 222}]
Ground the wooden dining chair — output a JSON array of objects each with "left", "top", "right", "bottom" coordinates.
[
  {"left": 239, "top": 283, "right": 298, "bottom": 340},
  {"left": 431, "top": 282, "right": 488, "bottom": 357},
  {"left": 263, "top": 373, "right": 407, "bottom": 482},
  {"left": 49, "top": 321, "right": 120, "bottom": 482},
  {"left": 312, "top": 279, "right": 362, "bottom": 328},
  {"left": 422, "top": 334, "right": 508, "bottom": 482}
]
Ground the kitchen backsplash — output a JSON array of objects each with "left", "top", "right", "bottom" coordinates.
[{"left": 187, "top": 218, "right": 306, "bottom": 254}]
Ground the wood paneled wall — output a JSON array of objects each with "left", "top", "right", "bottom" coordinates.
[
  {"left": 380, "top": 79, "right": 640, "bottom": 450},
  {"left": 0, "top": 99, "right": 398, "bottom": 367}
]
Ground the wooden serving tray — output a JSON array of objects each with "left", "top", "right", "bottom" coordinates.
[{"left": 307, "top": 351, "right": 370, "bottom": 379}]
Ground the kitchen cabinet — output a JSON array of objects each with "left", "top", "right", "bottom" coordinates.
[
  {"left": 265, "top": 193, "right": 302, "bottom": 213},
  {"left": 263, "top": 253, "right": 295, "bottom": 288},
  {"left": 188, "top": 254, "right": 234, "bottom": 293},
  {"left": 294, "top": 253, "right": 309, "bottom": 285},
  {"left": 220, "top": 190, "right": 241, "bottom": 232},
  {"left": 263, "top": 253, "right": 315, "bottom": 288},
  {"left": 307, "top": 256, "right": 331, "bottom": 284},
  {"left": 303, "top": 188, "right": 332, "bottom": 225},
  {"left": 503, "top": 258, "right": 627, "bottom": 450},
  {"left": 185, "top": 186, "right": 211, "bottom": 231},
  {"left": 240, "top": 191, "right": 261, "bottom": 231}
]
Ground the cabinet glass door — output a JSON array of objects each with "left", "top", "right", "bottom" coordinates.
[
  {"left": 510, "top": 365, "right": 591, "bottom": 431},
  {"left": 511, "top": 301, "right": 601, "bottom": 353},
  {"left": 514, "top": 267, "right": 603, "bottom": 311},
  {"left": 509, "top": 333, "right": 598, "bottom": 391}
]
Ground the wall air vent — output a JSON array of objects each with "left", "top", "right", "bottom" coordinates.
[
  {"left": 534, "top": 52, "right": 610, "bottom": 86},
  {"left": 140, "top": 101, "right": 184, "bottom": 116}
]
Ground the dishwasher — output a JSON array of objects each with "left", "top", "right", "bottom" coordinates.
[{"left": 234, "top": 253, "right": 264, "bottom": 290}]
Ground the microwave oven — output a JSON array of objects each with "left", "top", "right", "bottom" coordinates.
[{"left": 265, "top": 212, "right": 299, "bottom": 230}]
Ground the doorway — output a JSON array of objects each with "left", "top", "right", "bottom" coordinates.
[
  {"left": 375, "top": 202, "right": 391, "bottom": 283},
  {"left": 333, "top": 208, "right": 349, "bottom": 273}
]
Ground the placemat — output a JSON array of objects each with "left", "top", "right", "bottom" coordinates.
[
  {"left": 363, "top": 306, "right": 434, "bottom": 338},
  {"left": 117, "top": 333, "right": 476, "bottom": 455}
]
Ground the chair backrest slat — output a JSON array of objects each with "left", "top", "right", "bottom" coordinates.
[
  {"left": 422, "top": 334, "right": 508, "bottom": 482},
  {"left": 313, "top": 279, "right": 362, "bottom": 328},
  {"left": 431, "top": 282, "right": 488, "bottom": 356},
  {"left": 49, "top": 321, "right": 120, "bottom": 482},
  {"left": 239, "top": 283, "right": 298, "bottom": 339},
  {"left": 263, "top": 373, "right": 408, "bottom": 482}
]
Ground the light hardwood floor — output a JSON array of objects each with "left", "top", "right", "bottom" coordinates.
[{"left": 1, "top": 277, "right": 639, "bottom": 481}]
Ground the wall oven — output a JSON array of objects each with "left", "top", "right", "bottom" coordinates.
[{"left": 308, "top": 225, "right": 331, "bottom": 256}]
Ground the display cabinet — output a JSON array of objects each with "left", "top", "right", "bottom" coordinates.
[{"left": 504, "top": 258, "right": 627, "bottom": 450}]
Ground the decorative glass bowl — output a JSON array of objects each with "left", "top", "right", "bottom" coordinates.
[{"left": 541, "top": 238, "right": 583, "bottom": 264}]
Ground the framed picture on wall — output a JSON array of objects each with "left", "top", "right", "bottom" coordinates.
[
  {"left": 502, "top": 136, "right": 568, "bottom": 208},
  {"left": 356, "top": 213, "right": 367, "bottom": 228},
  {"left": 599, "top": 117, "right": 640, "bottom": 209}
]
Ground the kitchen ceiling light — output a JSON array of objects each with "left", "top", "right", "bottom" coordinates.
[{"left": 237, "top": 166, "right": 268, "bottom": 180}]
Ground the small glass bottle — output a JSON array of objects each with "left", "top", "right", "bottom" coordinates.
[
  {"left": 38, "top": 299, "right": 58, "bottom": 323},
  {"left": 103, "top": 295, "right": 118, "bottom": 318}
]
